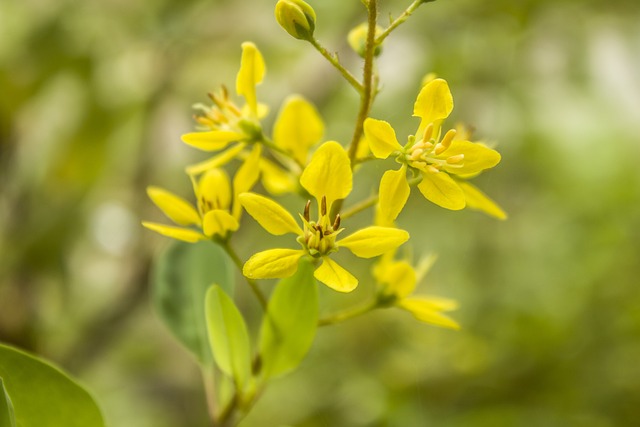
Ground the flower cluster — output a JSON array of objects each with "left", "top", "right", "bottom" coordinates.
[{"left": 143, "top": 1, "right": 507, "bottom": 423}]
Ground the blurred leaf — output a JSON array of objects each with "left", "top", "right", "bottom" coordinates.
[
  {"left": 259, "top": 259, "right": 318, "bottom": 379},
  {"left": 0, "top": 379, "right": 16, "bottom": 427},
  {"left": 0, "top": 344, "right": 104, "bottom": 427},
  {"left": 205, "top": 285, "right": 252, "bottom": 390},
  {"left": 152, "top": 241, "right": 234, "bottom": 365}
]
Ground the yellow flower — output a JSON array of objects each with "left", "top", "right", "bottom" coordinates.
[
  {"left": 239, "top": 141, "right": 410, "bottom": 293},
  {"left": 142, "top": 147, "right": 262, "bottom": 242},
  {"left": 373, "top": 253, "right": 460, "bottom": 330},
  {"left": 364, "top": 78, "right": 506, "bottom": 221},
  {"left": 182, "top": 42, "right": 267, "bottom": 175}
]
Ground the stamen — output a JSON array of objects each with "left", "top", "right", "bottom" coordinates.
[
  {"left": 426, "top": 165, "right": 440, "bottom": 174},
  {"left": 422, "top": 123, "right": 434, "bottom": 143},
  {"left": 409, "top": 149, "right": 424, "bottom": 161},
  {"left": 333, "top": 214, "right": 341, "bottom": 230},
  {"left": 321, "top": 196, "right": 327, "bottom": 216},
  {"left": 446, "top": 154, "right": 464, "bottom": 164},
  {"left": 435, "top": 129, "right": 457, "bottom": 155},
  {"left": 304, "top": 200, "right": 311, "bottom": 221}
]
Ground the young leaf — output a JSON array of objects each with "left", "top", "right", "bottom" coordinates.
[
  {"left": 0, "top": 379, "right": 16, "bottom": 427},
  {"left": 152, "top": 240, "right": 234, "bottom": 365},
  {"left": 0, "top": 344, "right": 105, "bottom": 427},
  {"left": 259, "top": 259, "right": 318, "bottom": 379},
  {"left": 205, "top": 286, "right": 252, "bottom": 390}
]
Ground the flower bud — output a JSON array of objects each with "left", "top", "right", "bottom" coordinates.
[
  {"left": 347, "top": 23, "right": 384, "bottom": 58},
  {"left": 275, "top": 0, "right": 316, "bottom": 41}
]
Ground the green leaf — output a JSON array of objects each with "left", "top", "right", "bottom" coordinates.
[
  {"left": 0, "top": 379, "right": 16, "bottom": 427},
  {"left": 205, "top": 286, "right": 252, "bottom": 390},
  {"left": 0, "top": 344, "right": 104, "bottom": 427},
  {"left": 259, "top": 259, "right": 318, "bottom": 379},
  {"left": 152, "top": 240, "right": 234, "bottom": 365}
]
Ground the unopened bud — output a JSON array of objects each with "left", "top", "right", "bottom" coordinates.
[
  {"left": 275, "top": 0, "right": 316, "bottom": 41},
  {"left": 347, "top": 23, "right": 383, "bottom": 58}
]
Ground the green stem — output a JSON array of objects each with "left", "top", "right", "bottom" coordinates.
[
  {"left": 347, "top": 0, "right": 377, "bottom": 165},
  {"left": 201, "top": 366, "right": 218, "bottom": 425},
  {"left": 259, "top": 136, "right": 304, "bottom": 170},
  {"left": 309, "top": 38, "right": 363, "bottom": 93},
  {"left": 319, "top": 300, "right": 377, "bottom": 326},
  {"left": 375, "top": 0, "right": 431, "bottom": 45},
  {"left": 221, "top": 241, "right": 268, "bottom": 310},
  {"left": 341, "top": 194, "right": 379, "bottom": 220}
]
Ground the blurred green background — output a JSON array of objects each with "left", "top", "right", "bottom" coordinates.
[{"left": 1, "top": 0, "right": 640, "bottom": 426}]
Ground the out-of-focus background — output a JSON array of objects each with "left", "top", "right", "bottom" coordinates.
[{"left": 1, "top": 0, "right": 640, "bottom": 426}]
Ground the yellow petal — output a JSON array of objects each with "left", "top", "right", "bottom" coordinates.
[
  {"left": 186, "top": 143, "right": 247, "bottom": 176},
  {"left": 198, "top": 169, "right": 232, "bottom": 211},
  {"left": 142, "top": 222, "right": 206, "bottom": 243},
  {"left": 236, "top": 41, "right": 265, "bottom": 116},
  {"left": 181, "top": 131, "right": 243, "bottom": 151},
  {"left": 399, "top": 297, "right": 460, "bottom": 329},
  {"left": 243, "top": 248, "right": 304, "bottom": 279},
  {"left": 232, "top": 145, "right": 262, "bottom": 219},
  {"left": 413, "top": 78, "right": 454, "bottom": 138},
  {"left": 417, "top": 170, "right": 465, "bottom": 210},
  {"left": 147, "top": 186, "right": 200, "bottom": 226},
  {"left": 338, "top": 226, "right": 409, "bottom": 259},
  {"left": 238, "top": 193, "right": 302, "bottom": 236},
  {"left": 438, "top": 140, "right": 501, "bottom": 175},
  {"left": 376, "top": 166, "right": 410, "bottom": 226},
  {"left": 202, "top": 210, "right": 239, "bottom": 237},
  {"left": 259, "top": 158, "right": 297, "bottom": 195},
  {"left": 274, "top": 95, "right": 324, "bottom": 165},
  {"left": 313, "top": 257, "right": 358, "bottom": 293},
  {"left": 363, "top": 118, "right": 402, "bottom": 159},
  {"left": 299, "top": 141, "right": 352, "bottom": 211},
  {"left": 376, "top": 260, "right": 416, "bottom": 299},
  {"left": 457, "top": 180, "right": 507, "bottom": 220}
]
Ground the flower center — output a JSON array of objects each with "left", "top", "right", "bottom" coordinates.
[
  {"left": 193, "top": 86, "right": 244, "bottom": 132},
  {"left": 297, "top": 196, "right": 342, "bottom": 257},
  {"left": 405, "top": 125, "right": 464, "bottom": 173}
]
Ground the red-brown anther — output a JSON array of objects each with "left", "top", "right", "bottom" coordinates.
[
  {"left": 304, "top": 200, "right": 311, "bottom": 221},
  {"left": 321, "top": 196, "right": 327, "bottom": 216},
  {"left": 333, "top": 214, "right": 341, "bottom": 230}
]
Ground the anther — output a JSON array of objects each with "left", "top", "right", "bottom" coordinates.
[
  {"left": 321, "top": 196, "right": 327, "bottom": 216},
  {"left": 333, "top": 214, "right": 341, "bottom": 230},
  {"left": 446, "top": 154, "right": 464, "bottom": 164},
  {"left": 409, "top": 149, "right": 424, "bottom": 161},
  {"left": 426, "top": 165, "right": 440, "bottom": 174},
  {"left": 435, "top": 129, "right": 457, "bottom": 155},
  {"left": 422, "top": 123, "right": 434, "bottom": 143},
  {"left": 304, "top": 200, "right": 311, "bottom": 221}
]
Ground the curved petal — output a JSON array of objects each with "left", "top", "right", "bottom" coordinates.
[
  {"left": 363, "top": 118, "right": 402, "bottom": 159},
  {"left": 181, "top": 131, "right": 243, "bottom": 151},
  {"left": 202, "top": 210, "right": 239, "bottom": 237},
  {"left": 417, "top": 170, "right": 465, "bottom": 210},
  {"left": 236, "top": 42, "right": 266, "bottom": 116},
  {"left": 413, "top": 78, "right": 454, "bottom": 138},
  {"left": 259, "top": 158, "right": 297, "bottom": 195},
  {"left": 142, "top": 222, "right": 206, "bottom": 243},
  {"left": 198, "top": 169, "right": 232, "bottom": 211},
  {"left": 376, "top": 166, "right": 410, "bottom": 226},
  {"left": 274, "top": 95, "right": 324, "bottom": 165},
  {"left": 243, "top": 249, "right": 304, "bottom": 279},
  {"left": 398, "top": 297, "right": 460, "bottom": 329},
  {"left": 413, "top": 78, "right": 454, "bottom": 123},
  {"left": 186, "top": 143, "right": 247, "bottom": 176},
  {"left": 313, "top": 257, "right": 358, "bottom": 293},
  {"left": 457, "top": 180, "right": 507, "bottom": 220},
  {"left": 232, "top": 145, "right": 262, "bottom": 219},
  {"left": 375, "top": 260, "right": 416, "bottom": 299},
  {"left": 147, "top": 186, "right": 200, "bottom": 226},
  {"left": 238, "top": 193, "right": 302, "bottom": 236},
  {"left": 300, "top": 141, "right": 352, "bottom": 211},
  {"left": 438, "top": 141, "right": 501, "bottom": 176},
  {"left": 338, "top": 226, "right": 409, "bottom": 259}
]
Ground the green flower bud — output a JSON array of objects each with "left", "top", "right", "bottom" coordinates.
[
  {"left": 275, "top": 0, "right": 316, "bottom": 41},
  {"left": 347, "top": 23, "right": 384, "bottom": 58}
]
